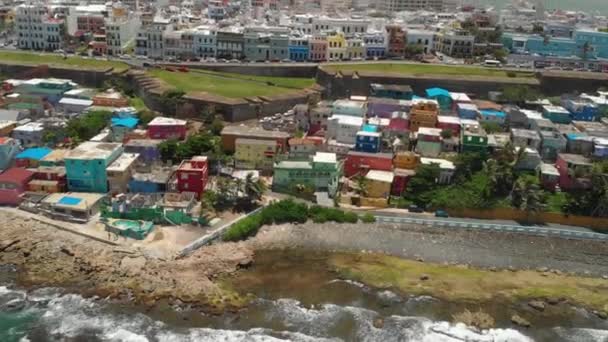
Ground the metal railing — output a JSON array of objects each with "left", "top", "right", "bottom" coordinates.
[{"left": 374, "top": 215, "right": 608, "bottom": 241}]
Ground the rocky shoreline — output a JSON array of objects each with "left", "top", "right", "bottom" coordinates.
[
  {"left": 0, "top": 212, "right": 254, "bottom": 313},
  {"left": 1, "top": 211, "right": 607, "bottom": 317}
]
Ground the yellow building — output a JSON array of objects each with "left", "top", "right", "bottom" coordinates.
[
  {"left": 0, "top": 121, "right": 16, "bottom": 137},
  {"left": 235, "top": 138, "right": 278, "bottom": 172},
  {"left": 327, "top": 32, "right": 347, "bottom": 61},
  {"left": 364, "top": 170, "right": 394, "bottom": 198},
  {"left": 106, "top": 153, "right": 139, "bottom": 195},
  {"left": 409, "top": 99, "right": 439, "bottom": 132},
  {"left": 394, "top": 151, "right": 419, "bottom": 169}
]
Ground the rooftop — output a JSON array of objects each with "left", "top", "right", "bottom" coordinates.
[
  {"left": 450, "top": 92, "right": 471, "bottom": 102},
  {"left": 539, "top": 163, "right": 559, "bottom": 176},
  {"left": 125, "top": 139, "right": 163, "bottom": 148},
  {"left": 357, "top": 131, "right": 381, "bottom": 137},
  {"left": 543, "top": 105, "right": 570, "bottom": 114},
  {"left": 425, "top": 87, "right": 450, "bottom": 98},
  {"left": 328, "top": 114, "right": 364, "bottom": 126},
  {"left": 59, "top": 97, "right": 93, "bottom": 106},
  {"left": 313, "top": 152, "right": 337, "bottom": 164},
  {"left": 221, "top": 125, "right": 291, "bottom": 139},
  {"left": 66, "top": 141, "right": 122, "bottom": 160},
  {"left": 420, "top": 157, "right": 455, "bottom": 170},
  {"left": 16, "top": 147, "right": 52, "bottom": 161},
  {"left": 236, "top": 138, "right": 278, "bottom": 146},
  {"left": 106, "top": 153, "right": 139, "bottom": 172},
  {"left": 479, "top": 109, "right": 506, "bottom": 118},
  {"left": 0, "top": 167, "right": 34, "bottom": 183},
  {"left": 148, "top": 116, "right": 187, "bottom": 126},
  {"left": 418, "top": 127, "right": 442, "bottom": 136},
  {"left": 13, "top": 122, "right": 44, "bottom": 132},
  {"left": 42, "top": 192, "right": 106, "bottom": 211},
  {"left": 559, "top": 153, "right": 592, "bottom": 166},
  {"left": 178, "top": 156, "right": 208, "bottom": 171},
  {"left": 275, "top": 160, "right": 313, "bottom": 169},
  {"left": 438, "top": 116, "right": 461, "bottom": 124},
  {"left": 365, "top": 169, "right": 394, "bottom": 183},
  {"left": 347, "top": 150, "right": 393, "bottom": 159},
  {"left": 511, "top": 128, "right": 540, "bottom": 139},
  {"left": 111, "top": 117, "right": 139, "bottom": 129}
]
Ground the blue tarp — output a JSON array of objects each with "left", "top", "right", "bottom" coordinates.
[
  {"left": 425, "top": 87, "right": 450, "bottom": 98},
  {"left": 111, "top": 117, "right": 139, "bottom": 129},
  {"left": 58, "top": 196, "right": 82, "bottom": 206},
  {"left": 15, "top": 147, "right": 52, "bottom": 161},
  {"left": 362, "top": 124, "right": 378, "bottom": 132}
]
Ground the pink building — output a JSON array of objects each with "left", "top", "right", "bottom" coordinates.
[
  {"left": 391, "top": 168, "right": 416, "bottom": 196},
  {"left": 147, "top": 117, "right": 187, "bottom": 140},
  {"left": 555, "top": 153, "right": 593, "bottom": 191},
  {"left": 387, "top": 112, "right": 409, "bottom": 135},
  {"left": 309, "top": 37, "right": 327, "bottom": 62},
  {"left": 176, "top": 156, "right": 209, "bottom": 199},
  {"left": 0, "top": 168, "right": 34, "bottom": 205},
  {"left": 437, "top": 116, "right": 461, "bottom": 136}
]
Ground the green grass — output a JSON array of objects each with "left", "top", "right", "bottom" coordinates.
[
  {"left": 0, "top": 51, "right": 129, "bottom": 72},
  {"left": 148, "top": 69, "right": 315, "bottom": 98},
  {"left": 128, "top": 96, "right": 148, "bottom": 111},
  {"left": 324, "top": 63, "right": 534, "bottom": 78},
  {"left": 546, "top": 192, "right": 568, "bottom": 213},
  {"left": 330, "top": 253, "right": 608, "bottom": 312}
]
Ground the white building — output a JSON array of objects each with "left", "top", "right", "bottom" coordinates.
[
  {"left": 192, "top": 27, "right": 217, "bottom": 59},
  {"left": 312, "top": 17, "right": 370, "bottom": 37},
  {"left": 326, "top": 115, "right": 364, "bottom": 145},
  {"left": 406, "top": 29, "right": 435, "bottom": 54},
  {"left": 135, "top": 17, "right": 175, "bottom": 59},
  {"left": 106, "top": 10, "right": 141, "bottom": 56},
  {"left": 380, "top": 0, "right": 446, "bottom": 12},
  {"left": 16, "top": 4, "right": 64, "bottom": 51}
]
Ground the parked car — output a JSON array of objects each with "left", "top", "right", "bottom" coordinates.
[
  {"left": 408, "top": 204, "right": 424, "bottom": 213},
  {"left": 434, "top": 209, "right": 449, "bottom": 218},
  {"left": 228, "top": 59, "right": 240, "bottom": 64}
]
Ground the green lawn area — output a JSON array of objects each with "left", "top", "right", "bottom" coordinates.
[
  {"left": 324, "top": 63, "right": 534, "bottom": 78},
  {"left": 0, "top": 51, "right": 129, "bottom": 72},
  {"left": 128, "top": 96, "right": 148, "bottom": 111},
  {"left": 546, "top": 192, "right": 568, "bottom": 213},
  {"left": 148, "top": 69, "right": 316, "bottom": 98}
]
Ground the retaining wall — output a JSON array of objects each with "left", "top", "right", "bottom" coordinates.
[
  {"left": 160, "top": 62, "right": 318, "bottom": 78},
  {"left": 0, "top": 62, "right": 115, "bottom": 87}
]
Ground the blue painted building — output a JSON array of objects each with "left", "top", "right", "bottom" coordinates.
[
  {"left": 425, "top": 88, "right": 451, "bottom": 110},
  {"left": 0, "top": 137, "right": 20, "bottom": 171},
  {"left": 288, "top": 36, "right": 310, "bottom": 62},
  {"left": 479, "top": 109, "right": 506, "bottom": 124},
  {"left": 128, "top": 168, "right": 174, "bottom": 193},
  {"left": 457, "top": 103, "right": 480, "bottom": 120},
  {"left": 111, "top": 117, "right": 140, "bottom": 142},
  {"left": 355, "top": 131, "right": 382, "bottom": 153},
  {"left": 15, "top": 147, "right": 52, "bottom": 167},
  {"left": 561, "top": 98, "right": 599, "bottom": 122},
  {"left": 542, "top": 105, "right": 572, "bottom": 124},
  {"left": 65, "top": 141, "right": 123, "bottom": 193}
]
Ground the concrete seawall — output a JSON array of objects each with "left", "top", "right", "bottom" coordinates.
[{"left": 0, "top": 62, "right": 116, "bottom": 88}]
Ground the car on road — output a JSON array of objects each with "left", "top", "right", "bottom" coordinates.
[
  {"left": 228, "top": 59, "right": 240, "bottom": 64},
  {"left": 408, "top": 205, "right": 424, "bottom": 213},
  {"left": 435, "top": 209, "right": 449, "bottom": 218}
]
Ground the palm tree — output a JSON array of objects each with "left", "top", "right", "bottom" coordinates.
[
  {"left": 243, "top": 172, "right": 266, "bottom": 203},
  {"left": 511, "top": 177, "right": 547, "bottom": 214},
  {"left": 353, "top": 175, "right": 368, "bottom": 197}
]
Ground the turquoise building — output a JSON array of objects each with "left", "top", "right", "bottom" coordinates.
[
  {"left": 542, "top": 105, "right": 572, "bottom": 124},
  {"left": 272, "top": 152, "right": 342, "bottom": 197},
  {"left": 425, "top": 88, "right": 451, "bottom": 110},
  {"left": 111, "top": 117, "right": 139, "bottom": 142},
  {"left": 65, "top": 141, "right": 123, "bottom": 193},
  {"left": 502, "top": 30, "right": 608, "bottom": 59}
]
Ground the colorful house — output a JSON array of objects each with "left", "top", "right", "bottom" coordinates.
[
  {"left": 65, "top": 142, "right": 123, "bottom": 193},
  {"left": 92, "top": 89, "right": 129, "bottom": 107},
  {"left": 344, "top": 151, "right": 393, "bottom": 177},
  {"left": 479, "top": 109, "right": 506, "bottom": 124},
  {"left": 15, "top": 147, "right": 52, "bottom": 168},
  {"left": 391, "top": 168, "right": 416, "bottom": 196},
  {"left": 326, "top": 115, "right": 364, "bottom": 145},
  {"left": 332, "top": 99, "right": 366, "bottom": 117},
  {"left": 11, "top": 122, "right": 45, "bottom": 147},
  {"left": 393, "top": 151, "right": 419, "bottom": 169},
  {"left": 40, "top": 149, "right": 69, "bottom": 167},
  {"left": 409, "top": 99, "right": 439, "bottom": 132},
  {"left": 561, "top": 97, "right": 599, "bottom": 122},
  {"left": 235, "top": 138, "right": 278, "bottom": 172},
  {"left": 107, "top": 152, "right": 140, "bottom": 195},
  {"left": 369, "top": 84, "right": 413, "bottom": 100},
  {"left": 539, "top": 130, "right": 567, "bottom": 161},
  {"left": 111, "top": 117, "right": 139, "bottom": 142},
  {"left": 129, "top": 167, "right": 175, "bottom": 193},
  {"left": 367, "top": 97, "right": 411, "bottom": 118},
  {"left": 40, "top": 192, "right": 106, "bottom": 222},
  {"left": 273, "top": 152, "right": 342, "bottom": 196},
  {"left": 461, "top": 122, "right": 488, "bottom": 153},
  {"left": 555, "top": 153, "right": 593, "bottom": 190},
  {"left": 327, "top": 31, "right": 347, "bottom": 61},
  {"left": 456, "top": 103, "right": 480, "bottom": 120},
  {"left": 416, "top": 127, "right": 442, "bottom": 157},
  {"left": 0, "top": 137, "right": 20, "bottom": 170},
  {"left": 288, "top": 137, "right": 324, "bottom": 160},
  {"left": 27, "top": 166, "right": 67, "bottom": 193},
  {"left": 0, "top": 167, "right": 34, "bottom": 205},
  {"left": 510, "top": 128, "right": 542, "bottom": 150},
  {"left": 221, "top": 125, "right": 290, "bottom": 153},
  {"left": 425, "top": 88, "right": 451, "bottom": 110},
  {"left": 355, "top": 131, "right": 382, "bottom": 153},
  {"left": 176, "top": 156, "right": 209, "bottom": 199},
  {"left": 147, "top": 117, "right": 187, "bottom": 140},
  {"left": 364, "top": 170, "right": 394, "bottom": 198},
  {"left": 386, "top": 111, "right": 409, "bottom": 138},
  {"left": 437, "top": 116, "right": 461, "bottom": 136},
  {"left": 420, "top": 158, "right": 455, "bottom": 184},
  {"left": 538, "top": 163, "right": 559, "bottom": 191},
  {"left": 542, "top": 105, "right": 572, "bottom": 124},
  {"left": 124, "top": 139, "right": 162, "bottom": 164}
]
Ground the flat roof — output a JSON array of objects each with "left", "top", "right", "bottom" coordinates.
[
  {"left": 365, "top": 169, "right": 394, "bottom": 183},
  {"left": 59, "top": 97, "right": 93, "bottom": 106},
  {"left": 221, "top": 125, "right": 291, "bottom": 138},
  {"left": 66, "top": 141, "right": 122, "bottom": 160},
  {"left": 275, "top": 160, "right": 313, "bottom": 169},
  {"left": 16, "top": 147, "right": 52, "bottom": 160},
  {"left": 42, "top": 192, "right": 105, "bottom": 211},
  {"left": 347, "top": 150, "right": 393, "bottom": 159},
  {"left": 13, "top": 122, "right": 44, "bottom": 132},
  {"left": 125, "top": 139, "right": 163, "bottom": 147},
  {"left": 511, "top": 128, "right": 540, "bottom": 139},
  {"left": 328, "top": 115, "right": 364, "bottom": 126},
  {"left": 558, "top": 153, "right": 592, "bottom": 165},
  {"left": 111, "top": 117, "right": 139, "bottom": 129},
  {"left": 106, "top": 153, "right": 139, "bottom": 172},
  {"left": 148, "top": 116, "right": 187, "bottom": 126},
  {"left": 457, "top": 103, "right": 478, "bottom": 111},
  {"left": 420, "top": 157, "right": 455, "bottom": 170},
  {"left": 543, "top": 105, "right": 570, "bottom": 114},
  {"left": 236, "top": 138, "right": 277, "bottom": 146},
  {"left": 357, "top": 131, "right": 381, "bottom": 137},
  {"left": 450, "top": 92, "right": 471, "bottom": 102},
  {"left": 313, "top": 152, "right": 337, "bottom": 163},
  {"left": 539, "top": 163, "right": 559, "bottom": 176},
  {"left": 418, "top": 127, "right": 442, "bottom": 136},
  {"left": 438, "top": 116, "right": 461, "bottom": 124},
  {"left": 0, "top": 167, "right": 34, "bottom": 183}
]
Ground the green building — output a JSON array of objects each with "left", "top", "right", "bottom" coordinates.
[
  {"left": 273, "top": 152, "right": 342, "bottom": 197},
  {"left": 461, "top": 122, "right": 488, "bottom": 153}
]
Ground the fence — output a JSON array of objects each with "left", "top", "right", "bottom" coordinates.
[{"left": 374, "top": 215, "right": 608, "bottom": 241}]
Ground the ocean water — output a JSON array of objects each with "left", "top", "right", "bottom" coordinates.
[
  {"left": 1, "top": 285, "right": 608, "bottom": 342},
  {"left": 474, "top": 0, "right": 608, "bottom": 14}
]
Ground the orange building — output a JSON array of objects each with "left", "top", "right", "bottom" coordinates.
[
  {"left": 393, "top": 151, "right": 419, "bottom": 169},
  {"left": 409, "top": 99, "right": 439, "bottom": 132},
  {"left": 92, "top": 89, "right": 129, "bottom": 107}
]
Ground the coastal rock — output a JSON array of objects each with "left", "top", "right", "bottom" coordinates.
[
  {"left": 547, "top": 297, "right": 560, "bottom": 305},
  {"left": 511, "top": 314, "right": 531, "bottom": 328},
  {"left": 508, "top": 266, "right": 517, "bottom": 272},
  {"left": 0, "top": 239, "right": 20, "bottom": 252},
  {"left": 593, "top": 310, "right": 608, "bottom": 320},
  {"left": 60, "top": 246, "right": 75, "bottom": 257},
  {"left": 420, "top": 274, "right": 430, "bottom": 281},
  {"left": 120, "top": 256, "right": 147, "bottom": 273},
  {"left": 602, "top": 275, "right": 608, "bottom": 280},
  {"left": 528, "top": 300, "right": 546, "bottom": 311},
  {"left": 488, "top": 267, "right": 497, "bottom": 272},
  {"left": 537, "top": 267, "right": 549, "bottom": 273},
  {"left": 373, "top": 317, "right": 384, "bottom": 329},
  {"left": 415, "top": 255, "right": 424, "bottom": 262}
]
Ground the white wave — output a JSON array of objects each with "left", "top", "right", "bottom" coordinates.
[
  {"left": 327, "top": 279, "right": 366, "bottom": 288},
  {"left": 156, "top": 327, "right": 340, "bottom": 342},
  {"left": 104, "top": 328, "right": 150, "bottom": 342},
  {"left": 0, "top": 286, "right": 25, "bottom": 297},
  {"left": 553, "top": 327, "right": 608, "bottom": 341}
]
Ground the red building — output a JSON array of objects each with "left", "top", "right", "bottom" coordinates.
[
  {"left": 555, "top": 153, "right": 593, "bottom": 191},
  {"left": 436, "top": 116, "right": 461, "bottom": 136},
  {"left": 391, "top": 168, "right": 416, "bottom": 196},
  {"left": 27, "top": 166, "right": 67, "bottom": 193},
  {"left": 344, "top": 151, "right": 393, "bottom": 177},
  {"left": 0, "top": 168, "right": 34, "bottom": 205},
  {"left": 148, "top": 117, "right": 188, "bottom": 140},
  {"left": 386, "top": 25, "right": 405, "bottom": 58},
  {"left": 176, "top": 156, "right": 209, "bottom": 199}
]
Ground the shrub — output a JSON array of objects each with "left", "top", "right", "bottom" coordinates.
[
  {"left": 506, "top": 71, "right": 517, "bottom": 78},
  {"left": 360, "top": 213, "right": 376, "bottom": 223},
  {"left": 343, "top": 212, "right": 359, "bottom": 223},
  {"left": 223, "top": 214, "right": 263, "bottom": 241}
]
